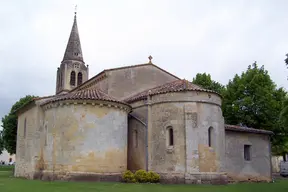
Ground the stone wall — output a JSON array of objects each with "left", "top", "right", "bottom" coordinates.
[
  {"left": 106, "top": 65, "right": 178, "bottom": 100},
  {"left": 15, "top": 99, "right": 130, "bottom": 181},
  {"left": 272, "top": 156, "right": 284, "bottom": 173},
  {"left": 225, "top": 131, "right": 272, "bottom": 182},
  {"left": 15, "top": 104, "right": 39, "bottom": 178},
  {"left": 147, "top": 91, "right": 225, "bottom": 175},
  {"left": 40, "top": 102, "right": 129, "bottom": 174},
  {"left": 127, "top": 116, "right": 146, "bottom": 171}
]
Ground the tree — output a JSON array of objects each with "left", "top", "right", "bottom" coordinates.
[
  {"left": 1, "top": 95, "right": 37, "bottom": 154},
  {"left": 279, "top": 93, "right": 288, "bottom": 160},
  {"left": 0, "top": 130, "right": 3, "bottom": 155},
  {"left": 284, "top": 53, "right": 288, "bottom": 68},
  {"left": 223, "top": 62, "right": 288, "bottom": 155},
  {"left": 192, "top": 73, "right": 226, "bottom": 95}
]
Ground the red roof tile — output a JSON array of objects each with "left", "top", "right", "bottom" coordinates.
[
  {"left": 225, "top": 124, "right": 273, "bottom": 135},
  {"left": 41, "top": 88, "right": 129, "bottom": 106},
  {"left": 123, "top": 79, "right": 221, "bottom": 103}
]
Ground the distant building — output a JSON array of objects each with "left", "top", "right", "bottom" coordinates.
[
  {"left": 14, "top": 12, "right": 274, "bottom": 184},
  {"left": 0, "top": 150, "right": 15, "bottom": 164}
]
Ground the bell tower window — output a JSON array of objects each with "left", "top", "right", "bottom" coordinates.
[
  {"left": 70, "top": 71, "right": 76, "bottom": 86},
  {"left": 77, "top": 72, "right": 83, "bottom": 86}
]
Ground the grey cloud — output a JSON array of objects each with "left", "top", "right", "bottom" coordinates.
[{"left": 0, "top": 0, "right": 287, "bottom": 121}]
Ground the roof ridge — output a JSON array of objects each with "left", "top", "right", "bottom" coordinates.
[
  {"left": 123, "top": 79, "right": 207, "bottom": 103},
  {"left": 68, "top": 62, "right": 182, "bottom": 94},
  {"left": 224, "top": 124, "right": 273, "bottom": 135}
]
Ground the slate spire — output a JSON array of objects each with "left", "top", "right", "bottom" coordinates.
[{"left": 62, "top": 11, "right": 84, "bottom": 62}]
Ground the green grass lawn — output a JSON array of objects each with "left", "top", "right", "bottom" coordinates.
[{"left": 0, "top": 166, "right": 287, "bottom": 192}]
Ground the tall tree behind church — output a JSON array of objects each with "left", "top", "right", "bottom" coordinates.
[
  {"left": 223, "top": 62, "right": 288, "bottom": 155},
  {"left": 0, "top": 130, "right": 3, "bottom": 155},
  {"left": 192, "top": 73, "right": 226, "bottom": 95},
  {"left": 282, "top": 55, "right": 288, "bottom": 127},
  {"left": 1, "top": 95, "right": 37, "bottom": 154}
]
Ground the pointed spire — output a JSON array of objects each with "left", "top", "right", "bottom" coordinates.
[{"left": 62, "top": 9, "right": 84, "bottom": 62}]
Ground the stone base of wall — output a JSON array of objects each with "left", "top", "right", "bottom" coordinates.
[
  {"left": 32, "top": 171, "right": 122, "bottom": 182},
  {"left": 16, "top": 170, "right": 271, "bottom": 184},
  {"left": 227, "top": 174, "right": 272, "bottom": 183},
  {"left": 159, "top": 172, "right": 228, "bottom": 185}
]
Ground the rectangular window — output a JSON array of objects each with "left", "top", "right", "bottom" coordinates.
[{"left": 244, "top": 145, "right": 251, "bottom": 161}]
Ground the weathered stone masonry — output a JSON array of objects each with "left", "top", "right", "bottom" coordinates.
[{"left": 14, "top": 12, "right": 274, "bottom": 184}]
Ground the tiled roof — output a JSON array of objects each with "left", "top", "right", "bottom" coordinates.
[
  {"left": 225, "top": 124, "right": 273, "bottom": 135},
  {"left": 41, "top": 88, "right": 129, "bottom": 106},
  {"left": 123, "top": 79, "right": 221, "bottom": 103}
]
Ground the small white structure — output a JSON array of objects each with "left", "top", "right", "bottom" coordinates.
[{"left": 0, "top": 150, "right": 15, "bottom": 164}]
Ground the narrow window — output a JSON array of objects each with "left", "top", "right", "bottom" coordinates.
[
  {"left": 133, "top": 130, "right": 138, "bottom": 148},
  {"left": 77, "top": 72, "right": 83, "bottom": 86},
  {"left": 244, "top": 145, "right": 251, "bottom": 161},
  {"left": 208, "top": 126, "right": 213, "bottom": 147},
  {"left": 167, "top": 127, "right": 174, "bottom": 146},
  {"left": 70, "top": 71, "right": 76, "bottom": 86},
  {"left": 24, "top": 118, "right": 27, "bottom": 138}
]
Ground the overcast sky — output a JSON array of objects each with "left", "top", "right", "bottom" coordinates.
[{"left": 0, "top": 0, "right": 288, "bottom": 126}]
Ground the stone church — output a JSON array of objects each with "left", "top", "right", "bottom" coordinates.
[{"left": 14, "top": 13, "right": 273, "bottom": 184}]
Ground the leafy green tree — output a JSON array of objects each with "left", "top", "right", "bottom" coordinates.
[
  {"left": 192, "top": 73, "right": 226, "bottom": 95},
  {"left": 280, "top": 95, "right": 288, "bottom": 129},
  {"left": 284, "top": 53, "right": 288, "bottom": 68},
  {"left": 223, "top": 62, "right": 288, "bottom": 155},
  {"left": 0, "top": 130, "right": 3, "bottom": 155},
  {"left": 1, "top": 95, "right": 37, "bottom": 154}
]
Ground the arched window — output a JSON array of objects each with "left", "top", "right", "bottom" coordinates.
[
  {"left": 70, "top": 71, "right": 76, "bottom": 86},
  {"left": 24, "top": 118, "right": 27, "bottom": 138},
  {"left": 167, "top": 126, "right": 174, "bottom": 147},
  {"left": 208, "top": 126, "right": 213, "bottom": 147},
  {"left": 77, "top": 72, "right": 83, "bottom": 86}
]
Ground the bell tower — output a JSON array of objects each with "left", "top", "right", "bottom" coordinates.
[{"left": 56, "top": 11, "right": 89, "bottom": 94}]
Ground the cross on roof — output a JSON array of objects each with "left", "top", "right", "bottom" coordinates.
[
  {"left": 148, "top": 55, "right": 153, "bottom": 63},
  {"left": 75, "top": 5, "right": 77, "bottom": 15}
]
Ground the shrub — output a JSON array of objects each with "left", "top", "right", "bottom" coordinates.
[
  {"left": 134, "top": 169, "right": 148, "bottom": 183},
  {"left": 122, "top": 169, "right": 160, "bottom": 183},
  {"left": 122, "top": 170, "right": 136, "bottom": 183},
  {"left": 147, "top": 171, "right": 160, "bottom": 183}
]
